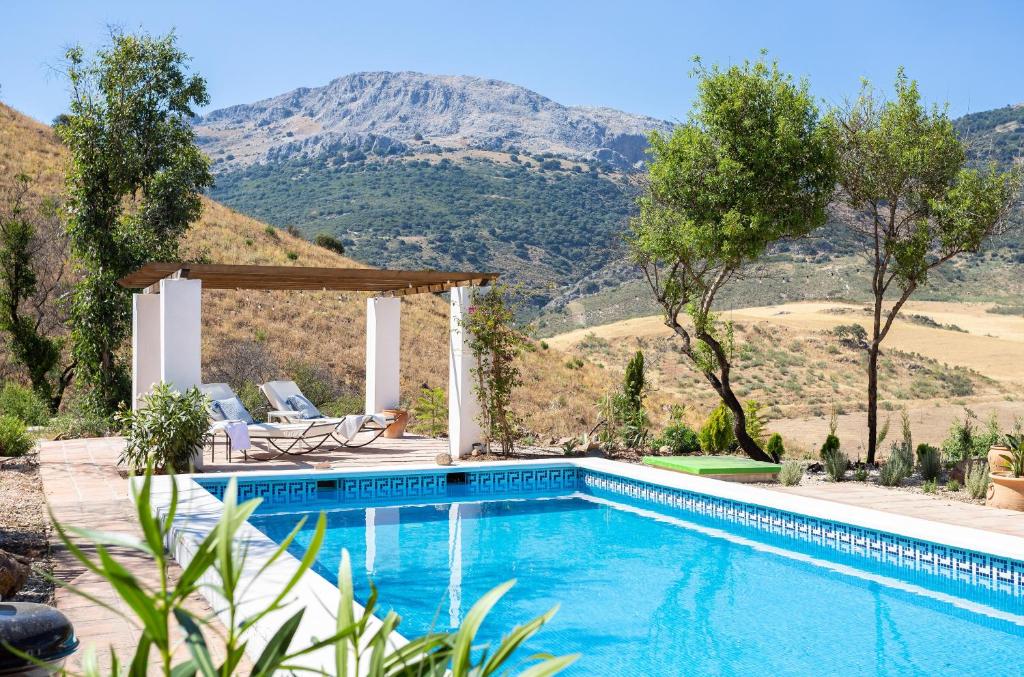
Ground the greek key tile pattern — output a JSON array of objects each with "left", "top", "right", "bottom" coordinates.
[
  {"left": 195, "top": 465, "right": 581, "bottom": 507},
  {"left": 581, "top": 469, "right": 1024, "bottom": 598}
]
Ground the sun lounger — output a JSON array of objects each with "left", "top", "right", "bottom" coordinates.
[
  {"left": 199, "top": 383, "right": 342, "bottom": 461},
  {"left": 259, "top": 380, "right": 393, "bottom": 448}
]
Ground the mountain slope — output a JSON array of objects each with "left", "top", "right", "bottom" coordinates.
[
  {"left": 194, "top": 71, "right": 673, "bottom": 172},
  {"left": 0, "top": 102, "right": 621, "bottom": 438}
]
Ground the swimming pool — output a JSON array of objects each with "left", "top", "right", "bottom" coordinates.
[{"left": 182, "top": 460, "right": 1024, "bottom": 675}]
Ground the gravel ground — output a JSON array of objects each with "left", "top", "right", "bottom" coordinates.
[{"left": 0, "top": 451, "right": 53, "bottom": 603}]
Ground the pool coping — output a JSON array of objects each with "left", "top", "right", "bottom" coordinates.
[{"left": 137, "top": 457, "right": 1024, "bottom": 669}]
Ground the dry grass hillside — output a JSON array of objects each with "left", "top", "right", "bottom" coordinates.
[
  {"left": 549, "top": 300, "right": 1024, "bottom": 456},
  {"left": 0, "top": 103, "right": 616, "bottom": 439}
]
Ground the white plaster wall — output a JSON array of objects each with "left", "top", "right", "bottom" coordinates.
[
  {"left": 131, "top": 293, "right": 162, "bottom": 410},
  {"left": 365, "top": 297, "right": 401, "bottom": 413},
  {"left": 448, "top": 286, "right": 483, "bottom": 458},
  {"left": 159, "top": 278, "right": 203, "bottom": 392}
]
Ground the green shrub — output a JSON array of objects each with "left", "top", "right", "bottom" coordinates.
[
  {"left": 916, "top": 443, "right": 942, "bottom": 481},
  {"left": 0, "top": 415, "right": 34, "bottom": 457},
  {"left": 39, "top": 471, "right": 577, "bottom": 676},
  {"left": 853, "top": 467, "right": 868, "bottom": 482},
  {"left": 765, "top": 432, "right": 785, "bottom": 460},
  {"left": 879, "top": 443, "right": 913, "bottom": 487},
  {"left": 0, "top": 383, "right": 51, "bottom": 426},
  {"left": 966, "top": 461, "right": 991, "bottom": 499},
  {"left": 922, "top": 479, "right": 937, "bottom": 494},
  {"left": 779, "top": 460, "right": 803, "bottom": 486},
  {"left": 654, "top": 422, "right": 701, "bottom": 454},
  {"left": 235, "top": 380, "right": 270, "bottom": 423},
  {"left": 116, "top": 384, "right": 210, "bottom": 473},
  {"left": 319, "top": 392, "right": 364, "bottom": 418},
  {"left": 822, "top": 446, "right": 848, "bottom": 482},
  {"left": 698, "top": 403, "right": 735, "bottom": 453},
  {"left": 946, "top": 478, "right": 961, "bottom": 492},
  {"left": 285, "top": 250, "right": 299, "bottom": 261},
  {"left": 287, "top": 360, "right": 338, "bottom": 406},
  {"left": 941, "top": 409, "right": 1000, "bottom": 463},
  {"left": 819, "top": 433, "right": 841, "bottom": 461},
  {"left": 314, "top": 232, "right": 346, "bottom": 255},
  {"left": 49, "top": 395, "right": 113, "bottom": 439},
  {"left": 410, "top": 385, "right": 447, "bottom": 437}
]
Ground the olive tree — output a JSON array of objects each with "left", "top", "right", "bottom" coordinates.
[
  {"left": 58, "top": 31, "right": 212, "bottom": 414},
  {"left": 630, "top": 56, "right": 836, "bottom": 462},
  {"left": 826, "top": 70, "right": 1022, "bottom": 465}
]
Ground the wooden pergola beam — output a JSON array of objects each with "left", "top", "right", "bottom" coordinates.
[{"left": 119, "top": 263, "right": 498, "bottom": 295}]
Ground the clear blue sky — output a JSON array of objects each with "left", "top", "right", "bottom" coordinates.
[{"left": 1, "top": 0, "right": 1021, "bottom": 124}]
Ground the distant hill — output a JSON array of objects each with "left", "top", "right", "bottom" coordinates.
[
  {"left": 196, "top": 74, "right": 1024, "bottom": 321},
  {"left": 194, "top": 71, "right": 674, "bottom": 172}
]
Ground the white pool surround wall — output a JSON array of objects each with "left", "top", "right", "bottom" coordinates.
[{"left": 139, "top": 458, "right": 1024, "bottom": 671}]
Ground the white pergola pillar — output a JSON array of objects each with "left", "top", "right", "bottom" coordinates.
[
  {"left": 159, "top": 278, "right": 203, "bottom": 392},
  {"left": 448, "top": 286, "right": 482, "bottom": 458},
  {"left": 132, "top": 294, "right": 161, "bottom": 411},
  {"left": 365, "top": 297, "right": 401, "bottom": 414}
]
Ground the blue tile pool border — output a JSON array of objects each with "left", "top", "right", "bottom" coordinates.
[{"left": 193, "top": 463, "right": 1024, "bottom": 599}]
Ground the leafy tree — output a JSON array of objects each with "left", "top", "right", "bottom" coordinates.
[
  {"left": 463, "top": 285, "right": 528, "bottom": 455},
  {"left": 0, "top": 174, "right": 74, "bottom": 412},
  {"left": 698, "top": 403, "right": 735, "bottom": 454},
  {"left": 826, "top": 70, "right": 1022, "bottom": 464},
  {"left": 630, "top": 54, "right": 836, "bottom": 462},
  {"left": 58, "top": 31, "right": 212, "bottom": 414},
  {"left": 765, "top": 432, "right": 785, "bottom": 460}
]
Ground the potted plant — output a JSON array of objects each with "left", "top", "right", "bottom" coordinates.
[
  {"left": 988, "top": 440, "right": 1011, "bottom": 474},
  {"left": 987, "top": 434, "right": 1024, "bottom": 511}
]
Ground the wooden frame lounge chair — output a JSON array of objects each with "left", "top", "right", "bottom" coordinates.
[
  {"left": 259, "top": 380, "right": 393, "bottom": 448},
  {"left": 200, "top": 383, "right": 341, "bottom": 462}
]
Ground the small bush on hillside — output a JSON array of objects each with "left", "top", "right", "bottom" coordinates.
[
  {"left": 965, "top": 461, "right": 991, "bottom": 499},
  {"left": 287, "top": 360, "right": 339, "bottom": 406},
  {"left": 264, "top": 225, "right": 278, "bottom": 239},
  {"left": 765, "top": 432, "right": 785, "bottom": 460},
  {"left": 319, "top": 392, "right": 364, "bottom": 418},
  {"left": 411, "top": 386, "right": 447, "bottom": 437},
  {"left": 116, "top": 384, "right": 210, "bottom": 473},
  {"left": 0, "top": 415, "right": 34, "bottom": 457},
  {"left": 653, "top": 422, "right": 700, "bottom": 454},
  {"left": 698, "top": 403, "right": 735, "bottom": 454},
  {"left": 0, "top": 383, "right": 51, "bottom": 426},
  {"left": 314, "top": 232, "right": 346, "bottom": 255},
  {"left": 916, "top": 443, "right": 942, "bottom": 481},
  {"left": 285, "top": 250, "right": 299, "bottom": 261},
  {"left": 779, "top": 460, "right": 803, "bottom": 486},
  {"left": 236, "top": 381, "right": 270, "bottom": 423}
]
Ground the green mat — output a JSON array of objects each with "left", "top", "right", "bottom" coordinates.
[{"left": 642, "top": 455, "right": 782, "bottom": 476}]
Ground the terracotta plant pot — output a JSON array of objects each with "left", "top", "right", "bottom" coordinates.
[
  {"left": 988, "top": 445, "right": 1011, "bottom": 474},
  {"left": 986, "top": 472, "right": 1024, "bottom": 511},
  {"left": 382, "top": 409, "right": 409, "bottom": 439}
]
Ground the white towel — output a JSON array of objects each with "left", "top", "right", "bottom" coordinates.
[
  {"left": 223, "top": 420, "right": 250, "bottom": 451},
  {"left": 336, "top": 414, "right": 391, "bottom": 441}
]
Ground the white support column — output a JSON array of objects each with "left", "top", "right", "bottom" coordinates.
[
  {"left": 448, "top": 286, "right": 482, "bottom": 459},
  {"left": 132, "top": 293, "right": 161, "bottom": 410},
  {"left": 159, "top": 278, "right": 203, "bottom": 392},
  {"left": 365, "top": 297, "right": 401, "bottom": 414}
]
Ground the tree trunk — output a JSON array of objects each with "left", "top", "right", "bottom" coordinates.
[
  {"left": 720, "top": 382, "right": 773, "bottom": 463},
  {"left": 866, "top": 343, "right": 880, "bottom": 465}
]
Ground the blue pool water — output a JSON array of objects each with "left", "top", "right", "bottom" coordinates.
[{"left": 247, "top": 487, "right": 1024, "bottom": 676}]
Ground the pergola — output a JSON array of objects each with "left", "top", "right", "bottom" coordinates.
[{"left": 119, "top": 262, "right": 499, "bottom": 467}]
